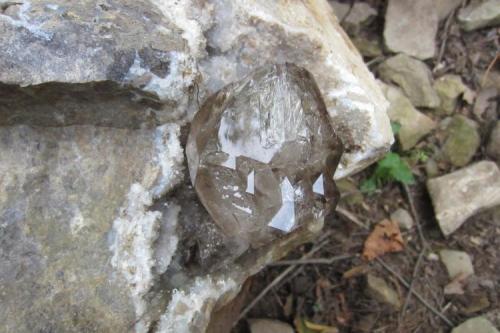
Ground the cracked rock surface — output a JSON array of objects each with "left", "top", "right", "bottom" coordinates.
[{"left": 0, "top": 1, "right": 391, "bottom": 332}]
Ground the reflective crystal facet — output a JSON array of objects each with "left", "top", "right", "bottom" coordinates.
[{"left": 187, "top": 64, "right": 343, "bottom": 249}]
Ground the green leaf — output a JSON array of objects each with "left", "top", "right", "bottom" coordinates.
[
  {"left": 360, "top": 178, "right": 377, "bottom": 193},
  {"left": 391, "top": 121, "right": 402, "bottom": 135},
  {"left": 359, "top": 152, "right": 415, "bottom": 193},
  {"left": 390, "top": 162, "right": 415, "bottom": 184}
]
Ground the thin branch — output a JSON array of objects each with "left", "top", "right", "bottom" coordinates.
[
  {"left": 481, "top": 53, "right": 499, "bottom": 87},
  {"left": 402, "top": 184, "right": 427, "bottom": 248},
  {"left": 366, "top": 56, "right": 385, "bottom": 68},
  {"left": 399, "top": 184, "right": 430, "bottom": 324},
  {"left": 269, "top": 254, "right": 355, "bottom": 266},
  {"left": 236, "top": 232, "right": 332, "bottom": 323},
  {"left": 336, "top": 206, "right": 369, "bottom": 230},
  {"left": 376, "top": 257, "right": 454, "bottom": 328},
  {"left": 435, "top": 7, "right": 455, "bottom": 68},
  {"left": 340, "top": 0, "right": 355, "bottom": 25},
  {"left": 399, "top": 248, "right": 425, "bottom": 324}
]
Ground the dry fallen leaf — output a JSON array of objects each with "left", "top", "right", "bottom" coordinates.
[
  {"left": 342, "top": 265, "right": 369, "bottom": 279},
  {"left": 444, "top": 272, "right": 469, "bottom": 295},
  {"left": 304, "top": 320, "right": 339, "bottom": 333},
  {"left": 473, "top": 87, "right": 497, "bottom": 119},
  {"left": 362, "top": 219, "right": 405, "bottom": 261},
  {"left": 294, "top": 317, "right": 338, "bottom": 333}
]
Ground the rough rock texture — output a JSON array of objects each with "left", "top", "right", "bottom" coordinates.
[
  {"left": 0, "top": 124, "right": 185, "bottom": 333},
  {"left": 0, "top": 0, "right": 198, "bottom": 125},
  {"left": 187, "top": 64, "right": 342, "bottom": 251},
  {"left": 379, "top": 82, "right": 436, "bottom": 150},
  {"left": 452, "top": 317, "right": 500, "bottom": 333},
  {"left": 458, "top": 0, "right": 500, "bottom": 31},
  {"left": 390, "top": 208, "right": 414, "bottom": 230},
  {"left": 383, "top": 0, "right": 438, "bottom": 60},
  {"left": 352, "top": 37, "right": 383, "bottom": 58},
  {"left": 378, "top": 54, "right": 440, "bottom": 108},
  {"left": 442, "top": 115, "right": 480, "bottom": 167},
  {"left": 0, "top": 0, "right": 392, "bottom": 332},
  {"left": 199, "top": 0, "right": 393, "bottom": 179},
  {"left": 439, "top": 249, "right": 475, "bottom": 279},
  {"left": 427, "top": 161, "right": 500, "bottom": 236},
  {"left": 437, "top": 0, "right": 464, "bottom": 21},
  {"left": 487, "top": 121, "right": 500, "bottom": 161},
  {"left": 434, "top": 74, "right": 471, "bottom": 115},
  {"left": 0, "top": 0, "right": 392, "bottom": 178},
  {"left": 330, "top": 1, "right": 377, "bottom": 35}
]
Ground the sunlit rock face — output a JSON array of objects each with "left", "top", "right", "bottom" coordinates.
[
  {"left": 187, "top": 64, "right": 343, "bottom": 250},
  {"left": 198, "top": 0, "right": 392, "bottom": 179},
  {"left": 1, "top": 0, "right": 387, "bottom": 331}
]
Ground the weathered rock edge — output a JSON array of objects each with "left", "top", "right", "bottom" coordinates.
[{"left": 0, "top": 1, "right": 392, "bottom": 332}]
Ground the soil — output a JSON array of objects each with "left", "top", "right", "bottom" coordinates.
[{"left": 233, "top": 1, "right": 500, "bottom": 332}]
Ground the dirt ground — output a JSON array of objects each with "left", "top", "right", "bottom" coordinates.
[{"left": 233, "top": 1, "right": 500, "bottom": 332}]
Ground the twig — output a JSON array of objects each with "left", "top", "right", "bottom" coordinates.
[
  {"left": 399, "top": 249, "right": 425, "bottom": 323},
  {"left": 435, "top": 7, "right": 455, "bottom": 68},
  {"left": 399, "top": 184, "right": 429, "bottom": 325},
  {"left": 366, "top": 56, "right": 385, "bottom": 68},
  {"left": 481, "top": 53, "right": 499, "bottom": 87},
  {"left": 336, "top": 206, "right": 369, "bottom": 230},
  {"left": 375, "top": 257, "right": 454, "bottom": 327},
  {"left": 236, "top": 232, "right": 332, "bottom": 323},
  {"left": 402, "top": 184, "right": 427, "bottom": 247},
  {"left": 269, "top": 254, "right": 354, "bottom": 266},
  {"left": 340, "top": 0, "right": 355, "bottom": 25}
]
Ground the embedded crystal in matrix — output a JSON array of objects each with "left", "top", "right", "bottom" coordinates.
[{"left": 187, "top": 64, "right": 343, "bottom": 249}]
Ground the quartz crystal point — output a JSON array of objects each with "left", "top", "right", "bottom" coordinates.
[{"left": 187, "top": 64, "right": 343, "bottom": 249}]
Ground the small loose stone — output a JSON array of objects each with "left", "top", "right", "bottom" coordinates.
[
  {"left": 390, "top": 208, "right": 414, "bottom": 230},
  {"left": 427, "top": 161, "right": 500, "bottom": 236},
  {"left": 439, "top": 249, "right": 474, "bottom": 279}
]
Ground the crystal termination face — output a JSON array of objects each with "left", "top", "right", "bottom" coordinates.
[{"left": 187, "top": 64, "right": 343, "bottom": 249}]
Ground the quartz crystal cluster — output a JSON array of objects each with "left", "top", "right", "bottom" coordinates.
[{"left": 187, "top": 64, "right": 344, "bottom": 249}]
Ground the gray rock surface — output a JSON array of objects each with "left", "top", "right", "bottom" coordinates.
[
  {"left": 1, "top": 0, "right": 393, "bottom": 179},
  {"left": 487, "top": 121, "right": 500, "bottom": 161},
  {"left": 0, "top": 124, "right": 186, "bottom": 333},
  {"left": 379, "top": 81, "right": 436, "bottom": 150},
  {"left": 474, "top": 87, "right": 498, "bottom": 119},
  {"left": 199, "top": 0, "right": 393, "bottom": 179},
  {"left": 0, "top": 0, "right": 197, "bottom": 126},
  {"left": 452, "top": 317, "right": 500, "bottom": 333},
  {"left": 439, "top": 249, "right": 474, "bottom": 279},
  {"left": 352, "top": 37, "right": 383, "bottom": 58},
  {"left": 0, "top": 0, "right": 394, "bottom": 332},
  {"left": 458, "top": 0, "right": 500, "bottom": 31},
  {"left": 378, "top": 54, "right": 441, "bottom": 108},
  {"left": 434, "top": 74, "right": 471, "bottom": 115},
  {"left": 390, "top": 208, "right": 414, "bottom": 230},
  {"left": 425, "top": 158, "right": 440, "bottom": 177},
  {"left": 442, "top": 115, "right": 480, "bottom": 167},
  {"left": 330, "top": 1, "right": 377, "bottom": 35},
  {"left": 365, "top": 274, "right": 401, "bottom": 310},
  {"left": 437, "top": 0, "right": 464, "bottom": 20},
  {"left": 427, "top": 161, "right": 500, "bottom": 236},
  {"left": 383, "top": 0, "right": 438, "bottom": 60}
]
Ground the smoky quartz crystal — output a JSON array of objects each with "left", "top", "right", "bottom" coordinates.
[{"left": 187, "top": 64, "right": 343, "bottom": 250}]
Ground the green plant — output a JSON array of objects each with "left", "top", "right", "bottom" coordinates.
[
  {"left": 360, "top": 152, "right": 415, "bottom": 193},
  {"left": 391, "top": 121, "right": 402, "bottom": 135},
  {"left": 409, "top": 149, "right": 429, "bottom": 164}
]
